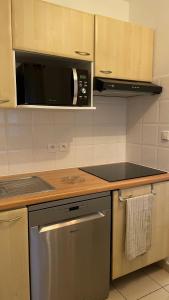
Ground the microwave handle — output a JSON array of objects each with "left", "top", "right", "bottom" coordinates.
[{"left": 72, "top": 68, "right": 78, "bottom": 105}]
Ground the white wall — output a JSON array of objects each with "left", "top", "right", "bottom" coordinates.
[
  {"left": 126, "top": 0, "right": 169, "bottom": 172},
  {"left": 43, "top": 0, "right": 130, "bottom": 20},
  {"left": 0, "top": 99, "right": 126, "bottom": 176}
]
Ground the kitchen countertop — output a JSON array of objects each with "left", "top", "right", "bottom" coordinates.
[{"left": 0, "top": 167, "right": 169, "bottom": 211}]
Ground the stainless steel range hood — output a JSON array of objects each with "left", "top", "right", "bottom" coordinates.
[{"left": 93, "top": 77, "right": 162, "bottom": 98}]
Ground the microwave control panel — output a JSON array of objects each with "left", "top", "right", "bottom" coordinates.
[{"left": 77, "top": 70, "right": 89, "bottom": 106}]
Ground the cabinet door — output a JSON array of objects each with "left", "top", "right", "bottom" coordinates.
[
  {"left": 12, "top": 0, "right": 94, "bottom": 61},
  {"left": 0, "top": 208, "right": 30, "bottom": 300},
  {"left": 0, "top": 0, "right": 16, "bottom": 108},
  {"left": 112, "top": 182, "right": 169, "bottom": 279},
  {"left": 95, "top": 15, "right": 154, "bottom": 82}
]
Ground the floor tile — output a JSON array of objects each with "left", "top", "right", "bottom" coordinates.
[
  {"left": 108, "top": 286, "right": 125, "bottom": 300},
  {"left": 140, "top": 288, "right": 169, "bottom": 299},
  {"left": 144, "top": 264, "right": 169, "bottom": 287},
  {"left": 164, "top": 285, "right": 169, "bottom": 293},
  {"left": 113, "top": 269, "right": 160, "bottom": 300}
]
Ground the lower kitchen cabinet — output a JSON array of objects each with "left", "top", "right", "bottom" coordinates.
[
  {"left": 0, "top": 208, "right": 30, "bottom": 300},
  {"left": 112, "top": 181, "right": 169, "bottom": 279}
]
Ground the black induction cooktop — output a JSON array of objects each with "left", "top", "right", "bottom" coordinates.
[{"left": 80, "top": 162, "right": 166, "bottom": 182}]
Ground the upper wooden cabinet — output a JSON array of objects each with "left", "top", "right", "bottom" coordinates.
[
  {"left": 0, "top": 208, "right": 30, "bottom": 300},
  {"left": 0, "top": 0, "right": 16, "bottom": 108},
  {"left": 112, "top": 182, "right": 169, "bottom": 279},
  {"left": 12, "top": 0, "right": 94, "bottom": 61},
  {"left": 95, "top": 15, "right": 154, "bottom": 82}
]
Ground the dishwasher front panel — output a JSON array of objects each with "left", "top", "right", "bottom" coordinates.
[{"left": 30, "top": 209, "right": 110, "bottom": 300}]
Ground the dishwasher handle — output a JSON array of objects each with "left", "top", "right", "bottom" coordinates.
[{"left": 39, "top": 212, "right": 105, "bottom": 233}]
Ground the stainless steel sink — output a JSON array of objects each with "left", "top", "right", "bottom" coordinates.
[{"left": 0, "top": 176, "right": 54, "bottom": 198}]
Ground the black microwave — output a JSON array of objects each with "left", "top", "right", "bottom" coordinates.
[{"left": 16, "top": 63, "right": 90, "bottom": 106}]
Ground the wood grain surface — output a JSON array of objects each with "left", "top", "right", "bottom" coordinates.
[
  {"left": 95, "top": 15, "right": 154, "bottom": 81},
  {"left": 0, "top": 0, "right": 16, "bottom": 107},
  {"left": 0, "top": 208, "right": 30, "bottom": 300},
  {"left": 112, "top": 182, "right": 169, "bottom": 278},
  {"left": 12, "top": 0, "right": 94, "bottom": 61},
  {"left": 0, "top": 168, "right": 169, "bottom": 211}
]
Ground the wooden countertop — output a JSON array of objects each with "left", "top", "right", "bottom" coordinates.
[{"left": 0, "top": 167, "right": 169, "bottom": 211}]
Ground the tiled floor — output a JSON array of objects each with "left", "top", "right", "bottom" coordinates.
[{"left": 108, "top": 264, "right": 169, "bottom": 300}]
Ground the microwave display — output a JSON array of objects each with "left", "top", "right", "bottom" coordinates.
[
  {"left": 79, "top": 74, "right": 87, "bottom": 79},
  {"left": 16, "top": 62, "right": 90, "bottom": 107}
]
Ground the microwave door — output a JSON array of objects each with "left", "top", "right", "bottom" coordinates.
[
  {"left": 17, "top": 63, "right": 46, "bottom": 105},
  {"left": 72, "top": 68, "right": 78, "bottom": 106},
  {"left": 43, "top": 67, "right": 73, "bottom": 106}
]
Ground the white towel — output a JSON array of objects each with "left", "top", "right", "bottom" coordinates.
[{"left": 125, "top": 193, "right": 154, "bottom": 261}]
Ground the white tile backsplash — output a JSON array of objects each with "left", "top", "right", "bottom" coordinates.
[
  {"left": 142, "top": 98, "right": 159, "bottom": 124},
  {"left": 93, "top": 98, "right": 126, "bottom": 125},
  {"left": 32, "top": 110, "right": 55, "bottom": 124},
  {"left": 0, "top": 111, "right": 6, "bottom": 124},
  {"left": 159, "top": 76, "right": 169, "bottom": 100},
  {"left": 6, "top": 125, "right": 33, "bottom": 150},
  {"left": 127, "top": 123, "right": 142, "bottom": 144},
  {"left": 32, "top": 149, "right": 57, "bottom": 172},
  {"left": 127, "top": 98, "right": 143, "bottom": 125},
  {"left": 93, "top": 142, "right": 126, "bottom": 165},
  {"left": 55, "top": 145, "right": 76, "bottom": 169},
  {"left": 0, "top": 151, "right": 9, "bottom": 175},
  {"left": 6, "top": 109, "right": 32, "bottom": 125},
  {"left": 126, "top": 143, "right": 142, "bottom": 164},
  {"left": 141, "top": 146, "right": 158, "bottom": 168},
  {"left": 158, "top": 125, "right": 169, "bottom": 148},
  {"left": 142, "top": 125, "right": 158, "bottom": 146},
  {"left": 0, "top": 126, "right": 7, "bottom": 151},
  {"left": 75, "top": 145, "right": 94, "bottom": 167},
  {"left": 159, "top": 100, "right": 169, "bottom": 123},
  {"left": 53, "top": 111, "right": 75, "bottom": 125},
  {"left": 0, "top": 99, "right": 127, "bottom": 176},
  {"left": 75, "top": 110, "right": 93, "bottom": 126},
  {"left": 93, "top": 124, "right": 125, "bottom": 145},
  {"left": 157, "top": 147, "right": 169, "bottom": 171},
  {"left": 75, "top": 125, "right": 93, "bottom": 146},
  {"left": 126, "top": 74, "right": 169, "bottom": 171},
  {"left": 8, "top": 149, "right": 33, "bottom": 174}
]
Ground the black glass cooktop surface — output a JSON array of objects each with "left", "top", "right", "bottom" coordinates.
[{"left": 80, "top": 162, "right": 166, "bottom": 182}]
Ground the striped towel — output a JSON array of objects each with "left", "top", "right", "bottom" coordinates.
[{"left": 125, "top": 193, "right": 154, "bottom": 260}]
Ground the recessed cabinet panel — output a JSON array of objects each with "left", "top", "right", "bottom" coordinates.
[
  {"left": 0, "top": 0, "right": 16, "bottom": 108},
  {"left": 0, "top": 208, "right": 30, "bottom": 300},
  {"left": 12, "top": 0, "right": 94, "bottom": 61},
  {"left": 95, "top": 15, "right": 154, "bottom": 82},
  {"left": 112, "top": 182, "right": 169, "bottom": 279}
]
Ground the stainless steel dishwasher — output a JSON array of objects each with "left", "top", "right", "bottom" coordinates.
[{"left": 28, "top": 191, "right": 111, "bottom": 300}]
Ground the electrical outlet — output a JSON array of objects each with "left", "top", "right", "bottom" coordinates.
[
  {"left": 161, "top": 131, "right": 169, "bottom": 141},
  {"left": 58, "top": 143, "right": 68, "bottom": 152},
  {"left": 47, "top": 144, "right": 57, "bottom": 152}
]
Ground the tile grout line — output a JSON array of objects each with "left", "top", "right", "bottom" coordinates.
[
  {"left": 163, "top": 286, "right": 169, "bottom": 294},
  {"left": 115, "top": 287, "right": 127, "bottom": 300},
  {"left": 145, "top": 271, "right": 169, "bottom": 289},
  {"left": 111, "top": 285, "right": 127, "bottom": 300},
  {"left": 136, "top": 287, "right": 164, "bottom": 299}
]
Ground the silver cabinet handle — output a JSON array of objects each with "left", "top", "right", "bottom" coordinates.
[
  {"left": 72, "top": 68, "right": 78, "bottom": 105},
  {"left": 0, "top": 216, "right": 22, "bottom": 223},
  {"left": 100, "top": 70, "right": 112, "bottom": 74},
  {"left": 0, "top": 99, "right": 10, "bottom": 104},
  {"left": 75, "top": 51, "right": 90, "bottom": 56}
]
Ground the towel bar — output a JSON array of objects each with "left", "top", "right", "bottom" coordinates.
[{"left": 119, "top": 184, "right": 156, "bottom": 202}]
